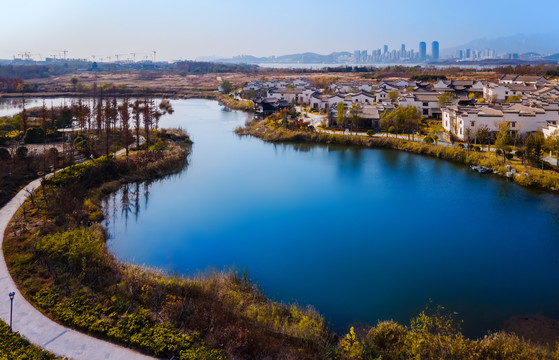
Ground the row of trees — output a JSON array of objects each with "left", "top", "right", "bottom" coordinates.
[
  {"left": 379, "top": 106, "right": 421, "bottom": 140},
  {"left": 70, "top": 94, "right": 171, "bottom": 157},
  {"left": 493, "top": 122, "right": 559, "bottom": 167},
  {"left": 2, "top": 94, "right": 172, "bottom": 162}
]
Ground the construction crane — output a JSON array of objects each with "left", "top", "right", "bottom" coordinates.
[
  {"left": 130, "top": 52, "right": 136, "bottom": 62},
  {"left": 53, "top": 49, "right": 68, "bottom": 60},
  {"left": 115, "top": 54, "right": 127, "bottom": 62},
  {"left": 152, "top": 50, "right": 157, "bottom": 62},
  {"left": 28, "top": 53, "right": 43, "bottom": 61}
]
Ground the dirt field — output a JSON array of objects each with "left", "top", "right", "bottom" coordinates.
[
  {"left": 25, "top": 71, "right": 371, "bottom": 94},
  {"left": 6, "top": 67, "right": 501, "bottom": 99}
]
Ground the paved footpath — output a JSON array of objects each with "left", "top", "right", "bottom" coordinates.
[{"left": 0, "top": 176, "right": 155, "bottom": 359}]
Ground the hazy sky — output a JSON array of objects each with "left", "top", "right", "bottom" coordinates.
[{"left": 3, "top": 0, "right": 558, "bottom": 61}]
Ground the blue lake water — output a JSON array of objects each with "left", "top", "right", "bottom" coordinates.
[{"left": 102, "top": 99, "right": 559, "bottom": 337}]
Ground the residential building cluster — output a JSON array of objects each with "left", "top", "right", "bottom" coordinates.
[{"left": 244, "top": 74, "right": 559, "bottom": 140}]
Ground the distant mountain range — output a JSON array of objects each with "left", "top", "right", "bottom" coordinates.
[
  {"left": 210, "top": 52, "right": 352, "bottom": 64},
  {"left": 443, "top": 33, "right": 559, "bottom": 56},
  {"left": 202, "top": 33, "right": 559, "bottom": 65}
]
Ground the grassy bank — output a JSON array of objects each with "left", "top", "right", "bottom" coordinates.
[
  {"left": 215, "top": 93, "right": 255, "bottom": 111},
  {"left": 337, "top": 308, "right": 557, "bottom": 360},
  {"left": 4, "top": 131, "right": 330, "bottom": 359},
  {"left": 237, "top": 120, "right": 559, "bottom": 192}
]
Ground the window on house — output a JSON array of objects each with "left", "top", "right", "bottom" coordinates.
[
  {"left": 423, "top": 102, "right": 428, "bottom": 106},
  {"left": 470, "top": 121, "right": 475, "bottom": 127},
  {"left": 459, "top": 128, "right": 462, "bottom": 135},
  {"left": 510, "top": 122, "right": 515, "bottom": 128},
  {"left": 423, "top": 109, "right": 429, "bottom": 115}
]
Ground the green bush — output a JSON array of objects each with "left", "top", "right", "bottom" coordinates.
[
  {"left": 515, "top": 150, "right": 524, "bottom": 159},
  {"left": 474, "top": 146, "right": 481, "bottom": 152},
  {"left": 24, "top": 127, "right": 46, "bottom": 144},
  {"left": 148, "top": 141, "right": 164, "bottom": 152},
  {"left": 0, "top": 318, "right": 54, "bottom": 359},
  {"left": 32, "top": 288, "right": 224, "bottom": 359},
  {"left": 366, "top": 129, "right": 375, "bottom": 137},
  {"left": 16, "top": 145, "right": 28, "bottom": 159},
  {"left": 424, "top": 135, "right": 434, "bottom": 144},
  {"left": 505, "top": 153, "right": 514, "bottom": 160},
  {"left": 0, "top": 147, "right": 10, "bottom": 160},
  {"left": 336, "top": 308, "right": 551, "bottom": 360},
  {"left": 74, "top": 134, "right": 91, "bottom": 156}
]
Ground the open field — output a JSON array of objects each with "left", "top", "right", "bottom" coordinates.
[{"left": 0, "top": 68, "right": 500, "bottom": 97}]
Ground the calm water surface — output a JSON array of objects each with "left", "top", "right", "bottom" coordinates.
[{"left": 98, "top": 99, "right": 559, "bottom": 337}]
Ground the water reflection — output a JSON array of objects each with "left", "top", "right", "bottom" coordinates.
[
  {"left": 92, "top": 99, "right": 559, "bottom": 339},
  {"left": 335, "top": 147, "right": 364, "bottom": 176}
]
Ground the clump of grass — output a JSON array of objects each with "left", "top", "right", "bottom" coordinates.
[{"left": 338, "top": 307, "right": 555, "bottom": 360}]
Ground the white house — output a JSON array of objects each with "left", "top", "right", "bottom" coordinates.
[
  {"left": 243, "top": 81, "right": 264, "bottom": 92},
  {"left": 357, "top": 82, "right": 373, "bottom": 92},
  {"left": 293, "top": 78, "right": 311, "bottom": 88},
  {"left": 499, "top": 75, "right": 548, "bottom": 85},
  {"left": 300, "top": 89, "right": 316, "bottom": 105},
  {"left": 483, "top": 83, "right": 536, "bottom": 103},
  {"left": 343, "top": 91, "right": 376, "bottom": 106},
  {"left": 442, "top": 106, "right": 504, "bottom": 140},
  {"left": 433, "top": 80, "right": 450, "bottom": 91},
  {"left": 442, "top": 104, "right": 559, "bottom": 141},
  {"left": 400, "top": 92, "right": 442, "bottom": 119},
  {"left": 543, "top": 124, "right": 559, "bottom": 139},
  {"left": 268, "top": 88, "right": 303, "bottom": 105},
  {"left": 374, "top": 88, "right": 390, "bottom": 102},
  {"left": 310, "top": 92, "right": 345, "bottom": 111},
  {"left": 328, "top": 104, "right": 382, "bottom": 129}
]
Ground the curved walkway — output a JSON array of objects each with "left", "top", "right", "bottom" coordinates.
[{"left": 0, "top": 176, "right": 155, "bottom": 359}]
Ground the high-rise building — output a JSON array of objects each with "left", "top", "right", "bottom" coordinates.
[
  {"left": 383, "top": 45, "right": 388, "bottom": 55},
  {"left": 465, "top": 49, "right": 471, "bottom": 59},
  {"left": 401, "top": 44, "right": 406, "bottom": 53},
  {"left": 419, "top": 41, "right": 426, "bottom": 61},
  {"left": 361, "top": 50, "right": 368, "bottom": 63},
  {"left": 354, "top": 50, "right": 360, "bottom": 63},
  {"left": 431, "top": 41, "right": 439, "bottom": 61}
]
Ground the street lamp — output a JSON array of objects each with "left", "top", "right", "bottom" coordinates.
[{"left": 8, "top": 292, "right": 15, "bottom": 332}]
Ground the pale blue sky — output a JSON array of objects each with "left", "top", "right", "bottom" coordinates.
[{"left": 3, "top": 0, "right": 558, "bottom": 61}]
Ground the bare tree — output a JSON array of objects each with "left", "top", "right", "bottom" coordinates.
[
  {"left": 131, "top": 99, "right": 143, "bottom": 149},
  {"left": 119, "top": 97, "right": 133, "bottom": 156},
  {"left": 143, "top": 98, "right": 152, "bottom": 146}
]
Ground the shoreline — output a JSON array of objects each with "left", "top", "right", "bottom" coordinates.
[
  {"left": 237, "top": 122, "right": 559, "bottom": 192},
  {"left": 3, "top": 118, "right": 559, "bottom": 358},
  {"left": 2, "top": 135, "right": 328, "bottom": 359},
  {"left": 0, "top": 90, "right": 254, "bottom": 112}
]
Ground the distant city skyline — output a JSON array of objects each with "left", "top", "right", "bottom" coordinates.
[{"left": 2, "top": 0, "right": 559, "bottom": 61}]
